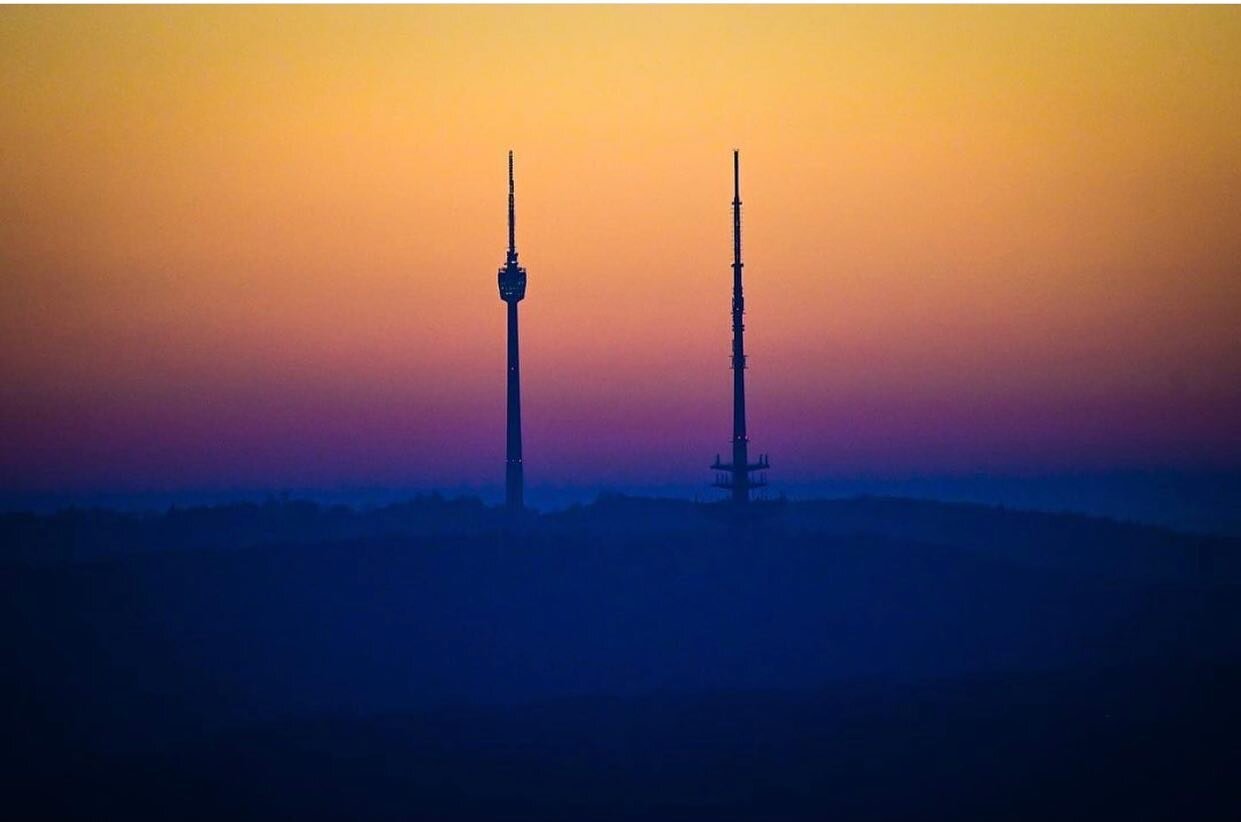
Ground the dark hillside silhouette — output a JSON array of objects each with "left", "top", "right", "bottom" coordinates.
[{"left": 3, "top": 495, "right": 1240, "bottom": 819}]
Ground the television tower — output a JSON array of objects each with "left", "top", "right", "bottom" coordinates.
[
  {"left": 498, "top": 150, "right": 527, "bottom": 512},
  {"left": 712, "top": 150, "right": 769, "bottom": 503}
]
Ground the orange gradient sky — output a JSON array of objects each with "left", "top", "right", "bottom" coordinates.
[{"left": 2, "top": 5, "right": 1239, "bottom": 493}]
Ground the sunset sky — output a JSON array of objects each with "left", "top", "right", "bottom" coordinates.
[{"left": 2, "top": 5, "right": 1239, "bottom": 500}]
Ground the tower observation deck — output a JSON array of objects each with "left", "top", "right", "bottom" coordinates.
[
  {"left": 498, "top": 151, "right": 527, "bottom": 511},
  {"left": 711, "top": 150, "right": 770, "bottom": 503}
]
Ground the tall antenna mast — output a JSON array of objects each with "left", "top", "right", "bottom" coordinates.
[{"left": 712, "top": 150, "right": 769, "bottom": 503}]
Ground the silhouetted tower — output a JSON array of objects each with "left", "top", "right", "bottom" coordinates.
[
  {"left": 712, "top": 150, "right": 769, "bottom": 503},
  {"left": 498, "top": 151, "right": 527, "bottom": 512}
]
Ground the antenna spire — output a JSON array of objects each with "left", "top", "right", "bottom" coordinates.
[
  {"left": 732, "top": 149, "right": 742, "bottom": 275},
  {"left": 733, "top": 148, "right": 740, "bottom": 202},
  {"left": 507, "top": 150, "right": 517, "bottom": 262}
]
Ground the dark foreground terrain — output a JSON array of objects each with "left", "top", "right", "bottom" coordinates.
[{"left": 3, "top": 496, "right": 1240, "bottom": 819}]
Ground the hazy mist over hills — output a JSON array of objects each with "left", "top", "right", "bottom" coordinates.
[{"left": 4, "top": 469, "right": 1239, "bottom": 537}]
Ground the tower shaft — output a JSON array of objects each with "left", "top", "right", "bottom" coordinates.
[
  {"left": 506, "top": 299, "right": 522, "bottom": 510},
  {"left": 730, "top": 150, "right": 749, "bottom": 504},
  {"left": 498, "top": 150, "right": 527, "bottom": 512}
]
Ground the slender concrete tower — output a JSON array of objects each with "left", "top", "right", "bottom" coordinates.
[
  {"left": 498, "top": 151, "right": 527, "bottom": 512},
  {"left": 712, "top": 150, "right": 769, "bottom": 503}
]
